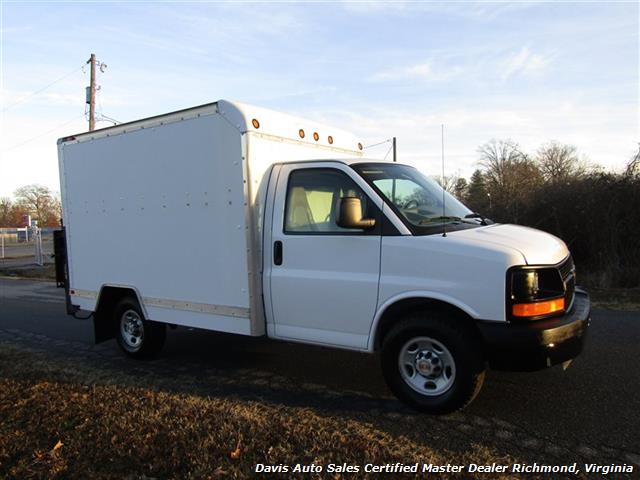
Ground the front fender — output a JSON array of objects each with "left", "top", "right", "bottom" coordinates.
[{"left": 366, "top": 291, "right": 482, "bottom": 352}]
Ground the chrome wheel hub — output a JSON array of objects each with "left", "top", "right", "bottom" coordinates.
[
  {"left": 399, "top": 336, "right": 456, "bottom": 396},
  {"left": 120, "top": 309, "right": 144, "bottom": 350},
  {"left": 415, "top": 350, "right": 443, "bottom": 377}
]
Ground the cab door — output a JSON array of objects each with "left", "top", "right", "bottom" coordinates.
[{"left": 265, "top": 163, "right": 382, "bottom": 350}]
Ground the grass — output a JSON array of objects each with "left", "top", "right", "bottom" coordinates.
[
  {"left": 0, "top": 344, "right": 529, "bottom": 480},
  {"left": 588, "top": 287, "right": 640, "bottom": 311},
  {"left": 0, "top": 263, "right": 56, "bottom": 280}
]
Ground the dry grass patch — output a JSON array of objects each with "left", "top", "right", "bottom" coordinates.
[
  {"left": 0, "top": 345, "right": 529, "bottom": 479},
  {"left": 0, "top": 263, "right": 56, "bottom": 280},
  {"left": 589, "top": 287, "right": 640, "bottom": 311}
]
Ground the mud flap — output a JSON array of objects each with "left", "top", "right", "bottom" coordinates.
[
  {"left": 53, "top": 229, "right": 68, "bottom": 288},
  {"left": 53, "top": 228, "right": 79, "bottom": 316}
]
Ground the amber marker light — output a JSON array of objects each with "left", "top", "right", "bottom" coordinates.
[
  {"left": 313, "top": 132, "right": 319, "bottom": 141},
  {"left": 328, "top": 135, "right": 333, "bottom": 144},
  {"left": 299, "top": 129, "right": 305, "bottom": 138},
  {"left": 512, "top": 298, "right": 565, "bottom": 317},
  {"left": 251, "top": 118, "right": 260, "bottom": 129}
]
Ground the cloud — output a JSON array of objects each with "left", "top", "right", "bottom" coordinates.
[
  {"left": 501, "top": 46, "right": 553, "bottom": 81},
  {"left": 339, "top": 1, "right": 539, "bottom": 20},
  {"left": 440, "top": 2, "right": 542, "bottom": 21},
  {"left": 368, "top": 61, "right": 465, "bottom": 83},
  {"left": 340, "top": 1, "right": 410, "bottom": 15}
]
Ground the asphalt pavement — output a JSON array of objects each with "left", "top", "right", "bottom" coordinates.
[{"left": 1, "top": 277, "right": 639, "bottom": 471}]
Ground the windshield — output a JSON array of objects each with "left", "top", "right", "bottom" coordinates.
[{"left": 353, "top": 163, "right": 474, "bottom": 228}]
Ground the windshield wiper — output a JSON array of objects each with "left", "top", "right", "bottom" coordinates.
[
  {"left": 419, "top": 216, "right": 462, "bottom": 225},
  {"left": 464, "top": 212, "right": 489, "bottom": 225},
  {"left": 420, "top": 215, "right": 487, "bottom": 226}
]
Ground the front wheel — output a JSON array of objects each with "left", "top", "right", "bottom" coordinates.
[
  {"left": 381, "top": 312, "right": 485, "bottom": 414},
  {"left": 115, "top": 298, "right": 166, "bottom": 359}
]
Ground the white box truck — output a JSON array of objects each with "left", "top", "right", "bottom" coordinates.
[{"left": 55, "top": 100, "right": 590, "bottom": 413}]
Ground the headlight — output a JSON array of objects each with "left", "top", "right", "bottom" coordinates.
[
  {"left": 511, "top": 270, "right": 539, "bottom": 299},
  {"left": 508, "top": 267, "right": 565, "bottom": 320}
]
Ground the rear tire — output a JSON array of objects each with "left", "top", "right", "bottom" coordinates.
[
  {"left": 114, "top": 298, "right": 166, "bottom": 359},
  {"left": 381, "top": 310, "right": 485, "bottom": 414}
]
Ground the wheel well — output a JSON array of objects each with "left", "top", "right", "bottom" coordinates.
[
  {"left": 96, "top": 286, "right": 141, "bottom": 317},
  {"left": 373, "top": 297, "right": 482, "bottom": 351},
  {"left": 93, "top": 286, "right": 141, "bottom": 343}
]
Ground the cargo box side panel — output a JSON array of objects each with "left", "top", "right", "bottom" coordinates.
[{"left": 60, "top": 113, "right": 251, "bottom": 333}]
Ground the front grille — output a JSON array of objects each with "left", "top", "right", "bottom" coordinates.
[
  {"left": 559, "top": 255, "right": 575, "bottom": 279},
  {"left": 559, "top": 255, "right": 576, "bottom": 312}
]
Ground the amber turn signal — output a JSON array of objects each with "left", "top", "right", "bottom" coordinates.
[{"left": 512, "top": 298, "right": 565, "bottom": 317}]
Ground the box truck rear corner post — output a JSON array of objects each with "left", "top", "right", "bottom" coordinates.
[{"left": 54, "top": 100, "right": 591, "bottom": 414}]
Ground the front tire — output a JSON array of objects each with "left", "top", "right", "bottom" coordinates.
[
  {"left": 114, "top": 298, "right": 166, "bottom": 359},
  {"left": 381, "top": 311, "right": 485, "bottom": 414}
]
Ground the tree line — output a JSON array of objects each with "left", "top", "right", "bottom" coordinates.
[
  {"left": 441, "top": 140, "right": 640, "bottom": 288},
  {"left": 0, "top": 185, "right": 61, "bottom": 228}
]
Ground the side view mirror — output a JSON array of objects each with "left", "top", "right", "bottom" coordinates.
[{"left": 336, "top": 197, "right": 376, "bottom": 230}]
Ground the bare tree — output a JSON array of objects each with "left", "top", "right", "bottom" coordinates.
[
  {"left": 536, "top": 141, "right": 585, "bottom": 183},
  {"left": 477, "top": 139, "right": 542, "bottom": 222},
  {"left": 432, "top": 174, "right": 469, "bottom": 202},
  {"left": 434, "top": 174, "right": 459, "bottom": 192},
  {"left": 625, "top": 145, "right": 640, "bottom": 177},
  {"left": 478, "top": 139, "right": 528, "bottom": 188}
]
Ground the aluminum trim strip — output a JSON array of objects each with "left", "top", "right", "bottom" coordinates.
[
  {"left": 70, "top": 290, "right": 250, "bottom": 318},
  {"left": 71, "top": 289, "right": 97, "bottom": 299},
  {"left": 59, "top": 104, "right": 219, "bottom": 145},
  {"left": 143, "top": 297, "right": 251, "bottom": 318}
]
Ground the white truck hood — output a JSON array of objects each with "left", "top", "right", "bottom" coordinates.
[{"left": 448, "top": 224, "right": 569, "bottom": 265}]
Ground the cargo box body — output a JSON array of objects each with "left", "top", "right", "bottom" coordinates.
[{"left": 57, "top": 100, "right": 363, "bottom": 336}]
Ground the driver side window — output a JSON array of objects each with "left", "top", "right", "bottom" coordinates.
[{"left": 284, "top": 168, "right": 373, "bottom": 234}]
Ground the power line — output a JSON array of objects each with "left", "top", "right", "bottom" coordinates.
[
  {"left": 95, "top": 82, "right": 119, "bottom": 124},
  {"left": 364, "top": 138, "right": 392, "bottom": 149},
  {"left": 383, "top": 143, "right": 394, "bottom": 161},
  {"left": 2, "top": 64, "right": 85, "bottom": 113},
  {"left": 97, "top": 113, "right": 121, "bottom": 125},
  {"left": 1, "top": 115, "right": 85, "bottom": 153}
]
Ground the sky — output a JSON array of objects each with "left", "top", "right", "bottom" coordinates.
[{"left": 0, "top": 0, "right": 638, "bottom": 198}]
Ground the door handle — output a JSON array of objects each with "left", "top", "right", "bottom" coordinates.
[{"left": 274, "top": 241, "right": 283, "bottom": 266}]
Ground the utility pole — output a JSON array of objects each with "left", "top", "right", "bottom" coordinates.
[
  {"left": 87, "top": 53, "right": 96, "bottom": 131},
  {"left": 392, "top": 137, "right": 397, "bottom": 162},
  {"left": 86, "top": 54, "right": 108, "bottom": 131}
]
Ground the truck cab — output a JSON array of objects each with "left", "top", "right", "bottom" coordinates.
[{"left": 262, "top": 158, "right": 589, "bottom": 413}]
